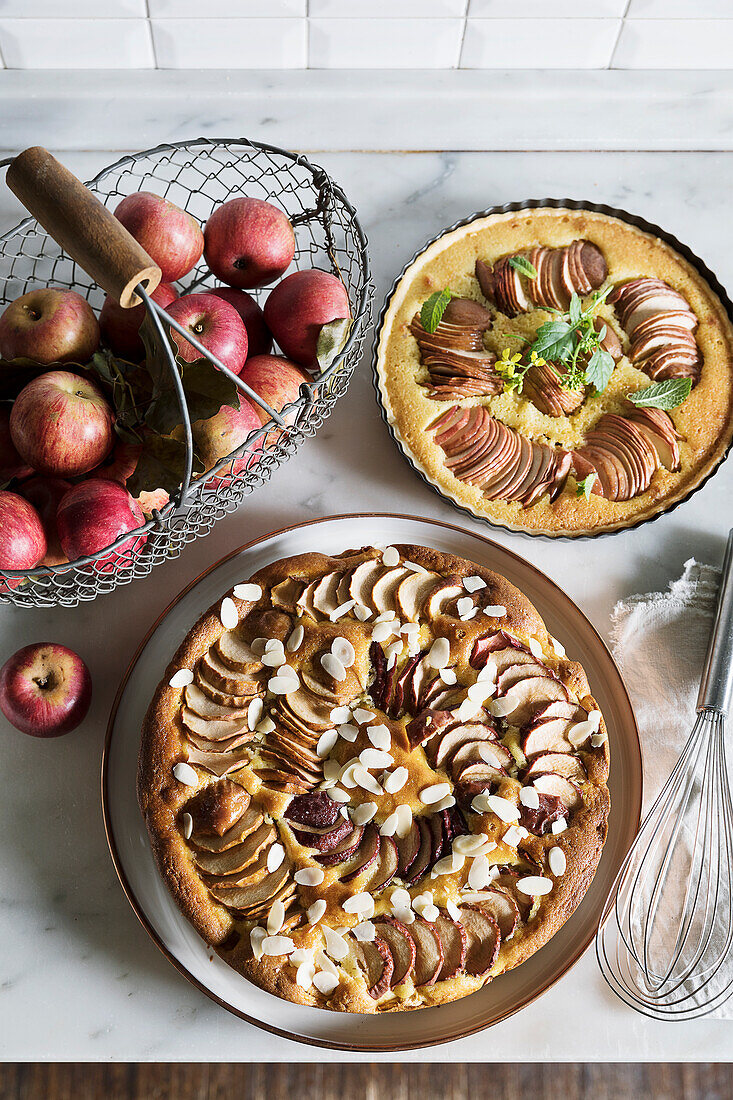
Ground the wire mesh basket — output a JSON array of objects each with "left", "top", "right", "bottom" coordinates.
[{"left": 0, "top": 138, "right": 373, "bottom": 608}]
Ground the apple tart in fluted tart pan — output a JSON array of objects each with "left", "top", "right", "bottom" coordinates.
[
  {"left": 374, "top": 204, "right": 733, "bottom": 536},
  {"left": 138, "top": 542, "right": 609, "bottom": 1012}
]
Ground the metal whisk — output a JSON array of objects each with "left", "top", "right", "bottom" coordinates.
[{"left": 597, "top": 529, "right": 733, "bottom": 1020}]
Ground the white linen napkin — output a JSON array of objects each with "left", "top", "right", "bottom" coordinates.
[{"left": 609, "top": 558, "right": 732, "bottom": 1019}]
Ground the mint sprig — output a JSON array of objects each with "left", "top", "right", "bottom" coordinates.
[
  {"left": 420, "top": 288, "right": 455, "bottom": 334},
  {"left": 526, "top": 288, "right": 615, "bottom": 395},
  {"left": 508, "top": 255, "right": 537, "bottom": 280},
  {"left": 627, "top": 378, "right": 692, "bottom": 410},
  {"left": 576, "top": 473, "right": 597, "bottom": 500}
]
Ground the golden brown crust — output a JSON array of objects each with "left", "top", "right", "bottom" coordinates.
[
  {"left": 138, "top": 543, "right": 610, "bottom": 1012},
  {"left": 375, "top": 207, "right": 733, "bottom": 535}
]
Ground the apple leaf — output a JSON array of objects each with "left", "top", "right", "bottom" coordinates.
[
  {"left": 316, "top": 317, "right": 353, "bottom": 372},
  {"left": 126, "top": 432, "right": 204, "bottom": 499},
  {"left": 89, "top": 349, "right": 152, "bottom": 439},
  {"left": 146, "top": 359, "right": 241, "bottom": 436}
]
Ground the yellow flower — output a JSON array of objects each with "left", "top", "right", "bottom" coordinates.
[
  {"left": 529, "top": 350, "right": 546, "bottom": 367},
  {"left": 497, "top": 348, "right": 522, "bottom": 377}
]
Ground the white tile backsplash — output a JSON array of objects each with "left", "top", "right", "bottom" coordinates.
[
  {"left": 461, "top": 18, "right": 619, "bottom": 68},
  {"left": 470, "top": 0, "right": 627, "bottom": 15},
  {"left": 0, "top": 17, "right": 154, "bottom": 68},
  {"left": 309, "top": 17, "right": 464, "bottom": 69},
  {"left": 614, "top": 19, "right": 733, "bottom": 68},
  {"left": 152, "top": 18, "right": 306, "bottom": 69},
  {"left": 310, "top": 0, "right": 467, "bottom": 14},
  {"left": 0, "top": 0, "right": 145, "bottom": 13},
  {"left": 627, "top": 0, "right": 733, "bottom": 16},
  {"left": 149, "top": 0, "right": 306, "bottom": 15}
]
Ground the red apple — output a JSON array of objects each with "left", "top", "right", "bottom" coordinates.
[
  {"left": 238, "top": 354, "right": 311, "bottom": 444},
  {"left": 193, "top": 398, "right": 261, "bottom": 490},
  {"left": 93, "top": 439, "right": 141, "bottom": 484},
  {"left": 57, "top": 478, "right": 146, "bottom": 574},
  {"left": 114, "top": 191, "right": 204, "bottom": 283},
  {"left": 0, "top": 642, "right": 91, "bottom": 737},
  {"left": 0, "top": 287, "right": 100, "bottom": 365},
  {"left": 19, "top": 476, "right": 72, "bottom": 568},
  {"left": 99, "top": 281, "right": 178, "bottom": 361},
  {"left": 166, "top": 293, "right": 248, "bottom": 374},
  {"left": 0, "top": 405, "right": 33, "bottom": 483},
  {"left": 203, "top": 197, "right": 295, "bottom": 290},
  {"left": 263, "top": 269, "right": 351, "bottom": 368},
  {"left": 209, "top": 287, "right": 272, "bottom": 358},
  {"left": 10, "top": 371, "right": 114, "bottom": 478},
  {"left": 0, "top": 491, "right": 47, "bottom": 590}
]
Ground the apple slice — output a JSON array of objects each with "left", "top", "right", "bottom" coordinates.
[
  {"left": 207, "top": 859, "right": 291, "bottom": 910},
  {"left": 240, "top": 879, "right": 297, "bottom": 921},
  {"left": 195, "top": 821, "right": 275, "bottom": 877},
  {"left": 404, "top": 816, "right": 434, "bottom": 886},
  {"left": 407, "top": 918, "right": 444, "bottom": 987},
  {"left": 296, "top": 578, "right": 320, "bottom": 619},
  {"left": 442, "top": 804, "right": 468, "bottom": 843},
  {"left": 424, "top": 721, "right": 487, "bottom": 769},
  {"left": 214, "top": 632, "right": 262, "bottom": 674},
  {"left": 423, "top": 579, "right": 465, "bottom": 620},
  {"left": 396, "top": 571, "right": 443, "bottom": 621},
  {"left": 203, "top": 845, "right": 272, "bottom": 890},
  {"left": 291, "top": 817, "right": 353, "bottom": 853},
  {"left": 371, "top": 566, "right": 410, "bottom": 615},
  {"left": 388, "top": 651, "right": 424, "bottom": 719},
  {"left": 524, "top": 752, "right": 587, "bottom": 783},
  {"left": 368, "top": 641, "right": 389, "bottom": 710},
  {"left": 406, "top": 708, "right": 455, "bottom": 749},
  {"left": 519, "top": 791, "right": 566, "bottom": 836},
  {"left": 532, "top": 772, "right": 582, "bottom": 810},
  {"left": 348, "top": 560, "right": 385, "bottom": 612},
  {"left": 460, "top": 905, "right": 501, "bottom": 977},
  {"left": 342, "top": 822, "right": 381, "bottom": 883},
  {"left": 185, "top": 727, "right": 254, "bottom": 755},
  {"left": 452, "top": 738, "right": 512, "bottom": 773},
  {"left": 316, "top": 824, "right": 365, "bottom": 867},
  {"left": 521, "top": 719, "right": 575, "bottom": 757},
  {"left": 476, "top": 889, "right": 520, "bottom": 940},
  {"left": 396, "top": 820, "right": 421, "bottom": 880},
  {"left": 311, "top": 571, "right": 342, "bottom": 617},
  {"left": 184, "top": 683, "right": 248, "bottom": 720},
  {"left": 354, "top": 935, "right": 394, "bottom": 999},
  {"left": 497, "top": 676, "right": 569, "bottom": 728},
  {"left": 374, "top": 917, "right": 416, "bottom": 987},
  {"left": 457, "top": 763, "right": 506, "bottom": 787},
  {"left": 470, "top": 631, "right": 525, "bottom": 669},
  {"left": 256, "top": 768, "right": 310, "bottom": 794},
  {"left": 285, "top": 790, "right": 342, "bottom": 829},
  {"left": 362, "top": 835, "right": 399, "bottom": 894},
  {"left": 195, "top": 670, "right": 258, "bottom": 710},
  {"left": 189, "top": 802, "right": 262, "bottom": 852},
  {"left": 433, "top": 910, "right": 468, "bottom": 981},
  {"left": 199, "top": 649, "right": 262, "bottom": 696},
  {"left": 181, "top": 708, "right": 251, "bottom": 743},
  {"left": 185, "top": 748, "right": 250, "bottom": 777},
  {"left": 497, "top": 661, "right": 551, "bottom": 692}
]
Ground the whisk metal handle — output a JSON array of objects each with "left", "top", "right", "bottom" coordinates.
[{"left": 697, "top": 528, "right": 733, "bottom": 715}]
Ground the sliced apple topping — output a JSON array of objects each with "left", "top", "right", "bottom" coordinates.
[
  {"left": 532, "top": 772, "right": 582, "bottom": 811},
  {"left": 407, "top": 917, "right": 444, "bottom": 987},
  {"left": 610, "top": 276, "right": 701, "bottom": 386},
  {"left": 523, "top": 360, "right": 586, "bottom": 418},
  {"left": 410, "top": 298, "right": 502, "bottom": 402},
  {"left": 478, "top": 241, "right": 607, "bottom": 318},
  {"left": 430, "top": 406, "right": 571, "bottom": 507},
  {"left": 374, "top": 916, "right": 416, "bottom": 986},
  {"left": 362, "top": 835, "right": 399, "bottom": 893},
  {"left": 625, "top": 406, "right": 682, "bottom": 472},
  {"left": 433, "top": 910, "right": 468, "bottom": 981},
  {"left": 352, "top": 934, "right": 394, "bottom": 999},
  {"left": 524, "top": 752, "right": 587, "bottom": 784},
  {"left": 476, "top": 888, "right": 520, "bottom": 940},
  {"left": 459, "top": 905, "right": 501, "bottom": 977}
]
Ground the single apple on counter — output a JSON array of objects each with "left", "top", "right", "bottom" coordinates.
[
  {"left": 10, "top": 371, "right": 114, "bottom": 478},
  {"left": 99, "top": 281, "right": 178, "bottom": 361},
  {"left": 204, "top": 197, "right": 295, "bottom": 290},
  {"left": 56, "top": 478, "right": 146, "bottom": 573},
  {"left": 209, "top": 286, "right": 272, "bottom": 358},
  {"left": 0, "top": 287, "right": 100, "bottom": 365},
  {"left": 114, "top": 191, "right": 204, "bottom": 282},
  {"left": 0, "top": 642, "right": 91, "bottom": 737},
  {"left": 166, "top": 292, "right": 248, "bottom": 374},
  {"left": 19, "top": 476, "right": 72, "bottom": 567},
  {"left": 0, "top": 491, "right": 47, "bottom": 590},
  {"left": 263, "top": 269, "right": 350, "bottom": 368},
  {"left": 192, "top": 397, "right": 262, "bottom": 490},
  {"left": 0, "top": 405, "right": 33, "bottom": 484}
]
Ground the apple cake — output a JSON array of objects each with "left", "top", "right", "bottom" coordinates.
[
  {"left": 374, "top": 207, "right": 733, "bottom": 536},
  {"left": 138, "top": 543, "right": 610, "bottom": 1012}
]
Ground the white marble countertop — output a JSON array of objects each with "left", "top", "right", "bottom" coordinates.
[{"left": 0, "top": 144, "right": 731, "bottom": 1061}]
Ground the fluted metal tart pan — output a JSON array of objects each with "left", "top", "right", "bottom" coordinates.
[{"left": 371, "top": 198, "right": 733, "bottom": 540}]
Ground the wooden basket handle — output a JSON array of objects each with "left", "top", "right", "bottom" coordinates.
[{"left": 6, "top": 147, "right": 162, "bottom": 308}]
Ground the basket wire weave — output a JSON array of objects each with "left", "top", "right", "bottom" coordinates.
[{"left": 0, "top": 138, "right": 373, "bottom": 607}]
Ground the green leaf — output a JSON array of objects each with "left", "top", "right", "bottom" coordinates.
[
  {"left": 127, "top": 433, "right": 204, "bottom": 499},
  {"left": 531, "top": 320, "right": 575, "bottom": 362},
  {"left": 627, "top": 378, "right": 692, "bottom": 410},
  {"left": 585, "top": 348, "right": 615, "bottom": 394},
  {"left": 420, "top": 288, "right": 454, "bottom": 334},
  {"left": 576, "top": 473, "right": 597, "bottom": 500},
  {"left": 508, "top": 255, "right": 537, "bottom": 280},
  {"left": 569, "top": 293, "right": 582, "bottom": 326},
  {"left": 316, "top": 317, "right": 353, "bottom": 372},
  {"left": 0, "top": 357, "right": 57, "bottom": 399}
]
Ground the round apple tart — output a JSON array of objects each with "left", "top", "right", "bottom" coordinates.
[
  {"left": 138, "top": 543, "right": 610, "bottom": 1012},
  {"left": 374, "top": 206, "right": 733, "bottom": 536}
]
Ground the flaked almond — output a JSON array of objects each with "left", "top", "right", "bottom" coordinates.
[
  {"left": 353, "top": 765, "right": 383, "bottom": 796},
  {"left": 431, "top": 853, "right": 465, "bottom": 876},
  {"left": 286, "top": 624, "right": 305, "bottom": 652},
  {"left": 169, "top": 668, "right": 193, "bottom": 688},
  {"left": 517, "top": 876, "right": 553, "bottom": 897},
  {"left": 488, "top": 693, "right": 518, "bottom": 718},
  {"left": 233, "top": 582, "right": 262, "bottom": 602},
  {"left": 267, "top": 900, "right": 286, "bottom": 935},
  {"left": 323, "top": 926, "right": 349, "bottom": 961},
  {"left": 552, "top": 816, "right": 568, "bottom": 835},
  {"left": 382, "top": 545, "right": 400, "bottom": 567},
  {"left": 330, "top": 705, "right": 352, "bottom": 724},
  {"left": 250, "top": 926, "right": 267, "bottom": 960},
  {"left": 313, "top": 971, "right": 339, "bottom": 995},
  {"left": 268, "top": 674, "right": 299, "bottom": 696},
  {"left": 353, "top": 921, "right": 376, "bottom": 942},
  {"left": 317, "top": 729, "right": 339, "bottom": 758},
  {"left": 548, "top": 847, "right": 567, "bottom": 876},
  {"left": 267, "top": 843, "right": 285, "bottom": 873},
  {"left": 482, "top": 605, "right": 507, "bottom": 618},
  {"left": 307, "top": 899, "right": 327, "bottom": 925},
  {"left": 262, "top": 935, "right": 295, "bottom": 956},
  {"left": 519, "top": 786, "right": 540, "bottom": 809},
  {"left": 395, "top": 803, "right": 413, "bottom": 838},
  {"left": 219, "top": 597, "right": 238, "bottom": 630},
  {"left": 371, "top": 621, "right": 397, "bottom": 644},
  {"left": 380, "top": 812, "right": 399, "bottom": 836},
  {"left": 367, "top": 723, "right": 391, "bottom": 749},
  {"left": 528, "top": 638, "right": 544, "bottom": 660},
  {"left": 172, "top": 762, "right": 197, "bottom": 787},
  {"left": 295, "top": 866, "right": 325, "bottom": 887},
  {"left": 352, "top": 801, "right": 378, "bottom": 825},
  {"left": 427, "top": 637, "right": 450, "bottom": 670},
  {"left": 338, "top": 722, "right": 359, "bottom": 742},
  {"left": 354, "top": 707, "right": 376, "bottom": 724},
  {"left": 343, "top": 892, "right": 375, "bottom": 917},
  {"left": 463, "top": 576, "right": 486, "bottom": 593},
  {"left": 330, "top": 599, "right": 356, "bottom": 622},
  {"left": 321, "top": 652, "right": 347, "bottom": 681},
  {"left": 383, "top": 767, "right": 408, "bottom": 794},
  {"left": 247, "top": 697, "right": 264, "bottom": 731},
  {"left": 331, "top": 637, "right": 355, "bottom": 668},
  {"left": 181, "top": 812, "right": 193, "bottom": 840},
  {"left": 420, "top": 782, "right": 451, "bottom": 805},
  {"left": 327, "top": 787, "right": 350, "bottom": 804},
  {"left": 360, "top": 748, "right": 393, "bottom": 770},
  {"left": 486, "top": 794, "right": 519, "bottom": 823}
]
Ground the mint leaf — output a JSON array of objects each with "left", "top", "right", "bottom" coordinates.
[
  {"left": 576, "top": 473, "right": 597, "bottom": 500},
  {"left": 508, "top": 255, "right": 537, "bottom": 280},
  {"left": 531, "top": 320, "right": 575, "bottom": 361},
  {"left": 569, "top": 293, "right": 582, "bottom": 326},
  {"left": 627, "top": 378, "right": 692, "bottom": 410},
  {"left": 420, "top": 289, "right": 454, "bottom": 334},
  {"left": 585, "top": 348, "right": 615, "bottom": 394}
]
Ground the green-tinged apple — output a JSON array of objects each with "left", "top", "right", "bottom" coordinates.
[
  {"left": 57, "top": 478, "right": 146, "bottom": 574},
  {"left": 209, "top": 286, "right": 272, "bottom": 358},
  {"left": 238, "top": 354, "right": 311, "bottom": 443},
  {"left": 0, "top": 491, "right": 47, "bottom": 590},
  {"left": 10, "top": 371, "right": 114, "bottom": 477},
  {"left": 20, "top": 476, "right": 72, "bottom": 567},
  {"left": 0, "top": 642, "right": 91, "bottom": 737},
  {"left": 166, "top": 292, "right": 248, "bottom": 373},
  {"left": 192, "top": 397, "right": 262, "bottom": 490},
  {"left": 100, "top": 281, "right": 178, "bottom": 361},
  {"left": 204, "top": 197, "right": 295, "bottom": 290},
  {"left": 0, "top": 287, "right": 100, "bottom": 365},
  {"left": 263, "top": 269, "right": 350, "bottom": 368},
  {"left": 114, "top": 191, "right": 204, "bottom": 282}
]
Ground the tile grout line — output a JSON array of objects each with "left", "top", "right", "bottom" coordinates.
[
  {"left": 609, "top": 0, "right": 633, "bottom": 70},
  {"left": 145, "top": 0, "right": 159, "bottom": 69},
  {"left": 457, "top": 0, "right": 469, "bottom": 70}
]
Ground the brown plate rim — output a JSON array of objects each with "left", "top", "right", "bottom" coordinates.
[
  {"left": 371, "top": 197, "right": 733, "bottom": 540},
  {"left": 101, "top": 511, "right": 642, "bottom": 1051}
]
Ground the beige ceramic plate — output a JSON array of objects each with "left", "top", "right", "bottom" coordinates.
[{"left": 102, "top": 513, "right": 642, "bottom": 1051}]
